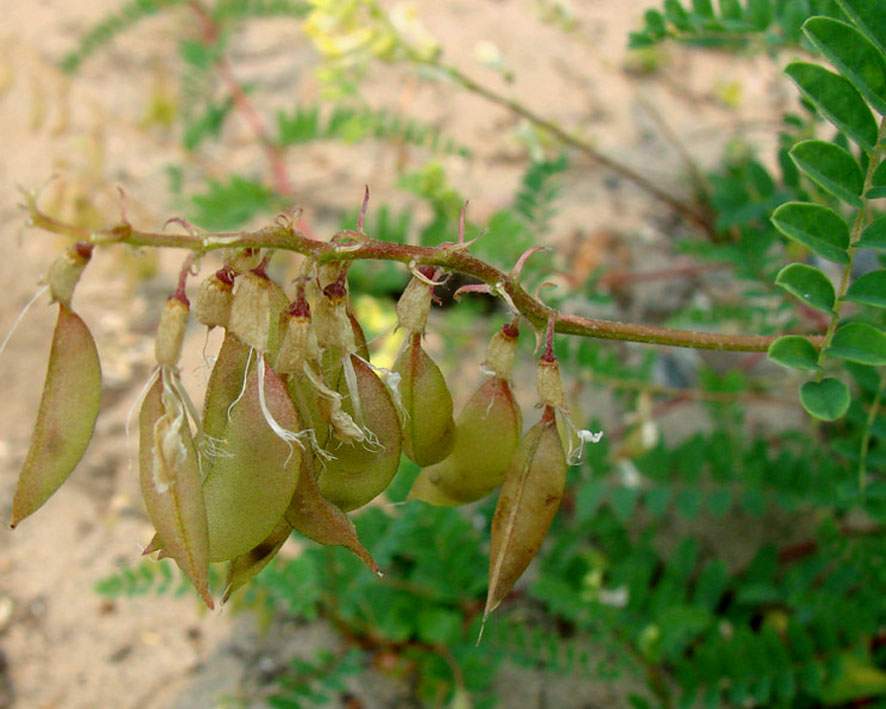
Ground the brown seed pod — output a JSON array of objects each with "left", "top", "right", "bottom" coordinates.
[
  {"left": 409, "top": 375, "right": 521, "bottom": 506},
  {"left": 138, "top": 371, "right": 213, "bottom": 608},
  {"left": 222, "top": 516, "right": 292, "bottom": 604},
  {"left": 202, "top": 362, "right": 301, "bottom": 561},
  {"left": 394, "top": 332, "right": 455, "bottom": 466},
  {"left": 317, "top": 355, "right": 402, "bottom": 511},
  {"left": 284, "top": 452, "right": 379, "bottom": 573},
  {"left": 11, "top": 303, "right": 102, "bottom": 527},
  {"left": 484, "top": 405, "right": 566, "bottom": 626}
]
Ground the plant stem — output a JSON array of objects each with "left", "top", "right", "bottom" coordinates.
[
  {"left": 423, "top": 59, "right": 716, "bottom": 237},
  {"left": 24, "top": 196, "right": 826, "bottom": 353},
  {"left": 859, "top": 370, "right": 885, "bottom": 492},
  {"left": 815, "top": 114, "right": 886, "bottom": 375}
]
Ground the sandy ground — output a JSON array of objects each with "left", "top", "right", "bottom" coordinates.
[{"left": 0, "top": 1, "right": 805, "bottom": 707}]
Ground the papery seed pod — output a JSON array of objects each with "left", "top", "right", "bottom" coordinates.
[
  {"left": 317, "top": 354, "right": 402, "bottom": 512},
  {"left": 484, "top": 406, "right": 566, "bottom": 623},
  {"left": 193, "top": 269, "right": 234, "bottom": 330},
  {"left": 222, "top": 516, "right": 292, "bottom": 604},
  {"left": 409, "top": 376, "right": 521, "bottom": 506},
  {"left": 202, "top": 363, "right": 301, "bottom": 561},
  {"left": 11, "top": 303, "right": 102, "bottom": 527},
  {"left": 46, "top": 242, "right": 92, "bottom": 306},
  {"left": 284, "top": 452, "right": 379, "bottom": 573},
  {"left": 394, "top": 332, "right": 455, "bottom": 466},
  {"left": 228, "top": 270, "right": 289, "bottom": 358},
  {"left": 139, "top": 371, "right": 213, "bottom": 608}
]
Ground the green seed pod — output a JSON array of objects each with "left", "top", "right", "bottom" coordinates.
[
  {"left": 284, "top": 453, "right": 379, "bottom": 573},
  {"left": 393, "top": 333, "right": 455, "bottom": 467},
  {"left": 484, "top": 406, "right": 566, "bottom": 625},
  {"left": 11, "top": 303, "right": 102, "bottom": 527},
  {"left": 409, "top": 375, "right": 521, "bottom": 506},
  {"left": 202, "top": 331, "right": 252, "bottom": 444},
  {"left": 138, "top": 371, "right": 213, "bottom": 608},
  {"left": 317, "top": 355, "right": 402, "bottom": 511},
  {"left": 222, "top": 516, "right": 292, "bottom": 604},
  {"left": 202, "top": 362, "right": 301, "bottom": 561}
]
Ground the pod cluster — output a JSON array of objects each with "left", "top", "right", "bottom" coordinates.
[{"left": 9, "top": 244, "right": 599, "bottom": 625}]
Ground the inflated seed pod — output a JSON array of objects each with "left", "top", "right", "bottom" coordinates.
[
  {"left": 201, "top": 331, "right": 252, "bottom": 444},
  {"left": 317, "top": 354, "right": 402, "bottom": 511},
  {"left": 409, "top": 376, "right": 521, "bottom": 505},
  {"left": 284, "top": 453, "right": 379, "bottom": 573},
  {"left": 409, "top": 322, "right": 521, "bottom": 505},
  {"left": 393, "top": 332, "right": 455, "bottom": 466},
  {"left": 202, "top": 362, "right": 301, "bottom": 561},
  {"left": 139, "top": 370, "right": 213, "bottom": 608},
  {"left": 11, "top": 303, "right": 102, "bottom": 527},
  {"left": 222, "top": 516, "right": 292, "bottom": 603},
  {"left": 484, "top": 405, "right": 566, "bottom": 622}
]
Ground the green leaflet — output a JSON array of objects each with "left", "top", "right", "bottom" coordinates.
[
  {"left": 771, "top": 202, "right": 850, "bottom": 263},
  {"left": 856, "top": 215, "right": 886, "bottom": 250},
  {"left": 789, "top": 140, "right": 864, "bottom": 207},
  {"left": 12, "top": 304, "right": 101, "bottom": 527},
  {"left": 827, "top": 322, "right": 886, "bottom": 366},
  {"left": 775, "top": 263, "right": 836, "bottom": 314},
  {"left": 838, "top": 0, "right": 886, "bottom": 57},
  {"left": 394, "top": 333, "right": 455, "bottom": 467},
  {"left": 803, "top": 17, "right": 886, "bottom": 116},
  {"left": 844, "top": 270, "right": 886, "bottom": 308},
  {"left": 767, "top": 336, "right": 821, "bottom": 371},
  {"left": 785, "top": 62, "right": 878, "bottom": 153},
  {"left": 138, "top": 372, "right": 212, "bottom": 608},
  {"left": 203, "top": 359, "right": 301, "bottom": 561}
]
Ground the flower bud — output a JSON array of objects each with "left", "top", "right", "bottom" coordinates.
[
  {"left": 395, "top": 273, "right": 433, "bottom": 333},
  {"left": 276, "top": 293, "right": 320, "bottom": 375},
  {"left": 46, "top": 242, "right": 92, "bottom": 306},
  {"left": 536, "top": 357, "right": 566, "bottom": 409},
  {"left": 228, "top": 270, "right": 289, "bottom": 355},
  {"left": 154, "top": 296, "right": 189, "bottom": 368},
  {"left": 193, "top": 269, "right": 234, "bottom": 329},
  {"left": 312, "top": 279, "right": 355, "bottom": 354},
  {"left": 483, "top": 321, "right": 519, "bottom": 379}
]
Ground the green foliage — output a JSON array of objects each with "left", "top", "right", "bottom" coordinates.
[
  {"left": 55, "top": 0, "right": 886, "bottom": 706},
  {"left": 275, "top": 103, "right": 472, "bottom": 158}
]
